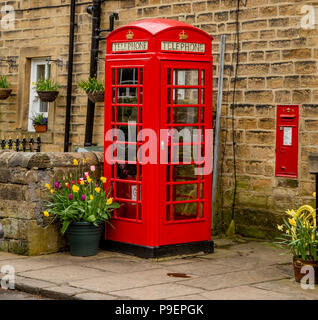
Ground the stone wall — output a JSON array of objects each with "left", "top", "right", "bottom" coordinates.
[{"left": 0, "top": 150, "right": 103, "bottom": 255}]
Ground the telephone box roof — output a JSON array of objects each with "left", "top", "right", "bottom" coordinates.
[{"left": 106, "top": 18, "right": 213, "bottom": 40}]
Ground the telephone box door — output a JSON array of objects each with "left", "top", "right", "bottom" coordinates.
[{"left": 159, "top": 61, "right": 212, "bottom": 245}]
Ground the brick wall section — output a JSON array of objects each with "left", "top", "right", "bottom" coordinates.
[
  {"left": 0, "top": 150, "right": 103, "bottom": 255},
  {"left": 0, "top": 0, "right": 318, "bottom": 237}
]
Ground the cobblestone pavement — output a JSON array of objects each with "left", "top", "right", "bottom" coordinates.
[{"left": 0, "top": 238, "right": 317, "bottom": 300}]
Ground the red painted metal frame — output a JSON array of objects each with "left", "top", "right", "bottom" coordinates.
[
  {"left": 275, "top": 105, "right": 299, "bottom": 178},
  {"left": 104, "top": 19, "right": 213, "bottom": 248}
]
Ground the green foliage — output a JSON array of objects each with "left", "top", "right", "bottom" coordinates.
[
  {"left": 78, "top": 77, "right": 104, "bottom": 93},
  {"left": 34, "top": 79, "right": 60, "bottom": 92},
  {"left": 43, "top": 159, "right": 120, "bottom": 234},
  {"left": 30, "top": 113, "right": 48, "bottom": 126},
  {"left": 276, "top": 215, "right": 318, "bottom": 260},
  {"left": 0, "top": 75, "right": 10, "bottom": 88}
]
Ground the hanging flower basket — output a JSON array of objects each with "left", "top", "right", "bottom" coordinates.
[
  {"left": 0, "top": 88, "right": 12, "bottom": 100},
  {"left": 37, "top": 91, "right": 59, "bottom": 102},
  {"left": 87, "top": 91, "right": 105, "bottom": 103},
  {"left": 34, "top": 124, "right": 47, "bottom": 133}
]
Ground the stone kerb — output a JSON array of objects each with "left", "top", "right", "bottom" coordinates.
[{"left": 0, "top": 151, "right": 104, "bottom": 255}]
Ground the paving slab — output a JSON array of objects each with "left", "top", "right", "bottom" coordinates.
[
  {"left": 0, "top": 252, "right": 26, "bottom": 261},
  {"left": 0, "top": 258, "right": 66, "bottom": 273},
  {"left": 200, "top": 285, "right": 297, "bottom": 300},
  {"left": 163, "top": 259, "right": 248, "bottom": 276},
  {"left": 179, "top": 266, "right": 289, "bottom": 291},
  {"left": 14, "top": 276, "right": 56, "bottom": 295},
  {"left": 0, "top": 288, "right": 49, "bottom": 300},
  {"left": 252, "top": 278, "right": 318, "bottom": 300},
  {"left": 74, "top": 292, "right": 120, "bottom": 300},
  {"left": 19, "top": 265, "right": 109, "bottom": 285},
  {"left": 109, "top": 283, "right": 205, "bottom": 300},
  {"left": 79, "top": 257, "right": 158, "bottom": 273},
  {"left": 40, "top": 285, "right": 88, "bottom": 300},
  {"left": 165, "top": 294, "right": 208, "bottom": 300},
  {"left": 69, "top": 268, "right": 196, "bottom": 294}
]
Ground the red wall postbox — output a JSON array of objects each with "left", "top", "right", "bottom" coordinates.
[
  {"left": 103, "top": 19, "right": 213, "bottom": 257},
  {"left": 275, "top": 105, "right": 299, "bottom": 178}
]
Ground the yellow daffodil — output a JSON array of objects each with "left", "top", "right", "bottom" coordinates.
[
  {"left": 43, "top": 211, "right": 49, "bottom": 217},
  {"left": 288, "top": 218, "right": 296, "bottom": 227},
  {"left": 50, "top": 189, "right": 54, "bottom": 194},
  {"left": 286, "top": 209, "right": 296, "bottom": 217},
  {"left": 83, "top": 158, "right": 87, "bottom": 164},
  {"left": 313, "top": 192, "right": 316, "bottom": 198},
  {"left": 87, "top": 177, "right": 92, "bottom": 183},
  {"left": 106, "top": 197, "right": 113, "bottom": 205},
  {"left": 95, "top": 187, "right": 101, "bottom": 193},
  {"left": 90, "top": 195, "right": 94, "bottom": 201},
  {"left": 45, "top": 183, "right": 50, "bottom": 189},
  {"left": 73, "top": 159, "right": 79, "bottom": 166},
  {"left": 80, "top": 180, "right": 85, "bottom": 185},
  {"left": 72, "top": 185, "right": 79, "bottom": 193},
  {"left": 100, "top": 177, "right": 107, "bottom": 183},
  {"left": 277, "top": 224, "right": 284, "bottom": 231}
]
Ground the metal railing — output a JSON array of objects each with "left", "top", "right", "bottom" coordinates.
[{"left": 1, "top": 136, "right": 42, "bottom": 152}]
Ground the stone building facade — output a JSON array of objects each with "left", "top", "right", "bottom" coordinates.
[{"left": 0, "top": 0, "right": 318, "bottom": 239}]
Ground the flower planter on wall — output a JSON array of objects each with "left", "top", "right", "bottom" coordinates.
[
  {"left": 0, "top": 88, "right": 12, "bottom": 100},
  {"left": 87, "top": 91, "right": 104, "bottom": 103},
  {"left": 37, "top": 91, "right": 59, "bottom": 102},
  {"left": 34, "top": 125, "right": 47, "bottom": 133}
]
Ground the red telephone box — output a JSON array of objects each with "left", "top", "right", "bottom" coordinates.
[
  {"left": 275, "top": 105, "right": 299, "bottom": 178},
  {"left": 103, "top": 19, "right": 214, "bottom": 257}
]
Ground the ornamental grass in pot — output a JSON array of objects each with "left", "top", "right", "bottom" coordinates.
[
  {"left": 0, "top": 75, "right": 12, "bottom": 100},
  {"left": 43, "top": 158, "right": 120, "bottom": 256},
  {"left": 33, "top": 78, "right": 60, "bottom": 102},
  {"left": 78, "top": 77, "right": 104, "bottom": 103},
  {"left": 276, "top": 202, "right": 318, "bottom": 283}
]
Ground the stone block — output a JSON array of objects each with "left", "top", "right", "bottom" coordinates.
[
  {"left": 265, "top": 50, "right": 280, "bottom": 61},
  {"left": 295, "top": 61, "right": 317, "bottom": 74},
  {"left": 267, "top": 76, "right": 283, "bottom": 89},
  {"left": 245, "top": 90, "right": 274, "bottom": 103},
  {"left": 284, "top": 76, "right": 300, "bottom": 88},
  {"left": 248, "top": 77, "right": 265, "bottom": 89},
  {"left": 275, "top": 90, "right": 291, "bottom": 103},
  {"left": 271, "top": 62, "right": 293, "bottom": 74},
  {"left": 292, "top": 90, "right": 312, "bottom": 104}
]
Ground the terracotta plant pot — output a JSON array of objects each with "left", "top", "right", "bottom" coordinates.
[
  {"left": 87, "top": 91, "right": 104, "bottom": 103},
  {"left": 37, "top": 91, "right": 59, "bottom": 102},
  {"left": 34, "top": 125, "right": 47, "bottom": 133},
  {"left": 293, "top": 257, "right": 318, "bottom": 283},
  {"left": 0, "top": 88, "right": 12, "bottom": 100}
]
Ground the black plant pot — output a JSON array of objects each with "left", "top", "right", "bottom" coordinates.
[{"left": 66, "top": 221, "right": 104, "bottom": 257}]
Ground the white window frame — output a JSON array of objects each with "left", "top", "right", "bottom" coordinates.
[{"left": 28, "top": 58, "right": 51, "bottom": 132}]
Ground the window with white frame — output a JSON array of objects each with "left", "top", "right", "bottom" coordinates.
[{"left": 28, "top": 58, "right": 51, "bottom": 131}]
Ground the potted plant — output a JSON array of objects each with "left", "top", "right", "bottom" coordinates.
[
  {"left": 33, "top": 79, "right": 60, "bottom": 102},
  {"left": 43, "top": 158, "right": 120, "bottom": 256},
  {"left": 30, "top": 113, "right": 48, "bottom": 132},
  {"left": 0, "top": 75, "right": 12, "bottom": 100},
  {"left": 276, "top": 204, "right": 318, "bottom": 283},
  {"left": 78, "top": 77, "right": 104, "bottom": 103}
]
